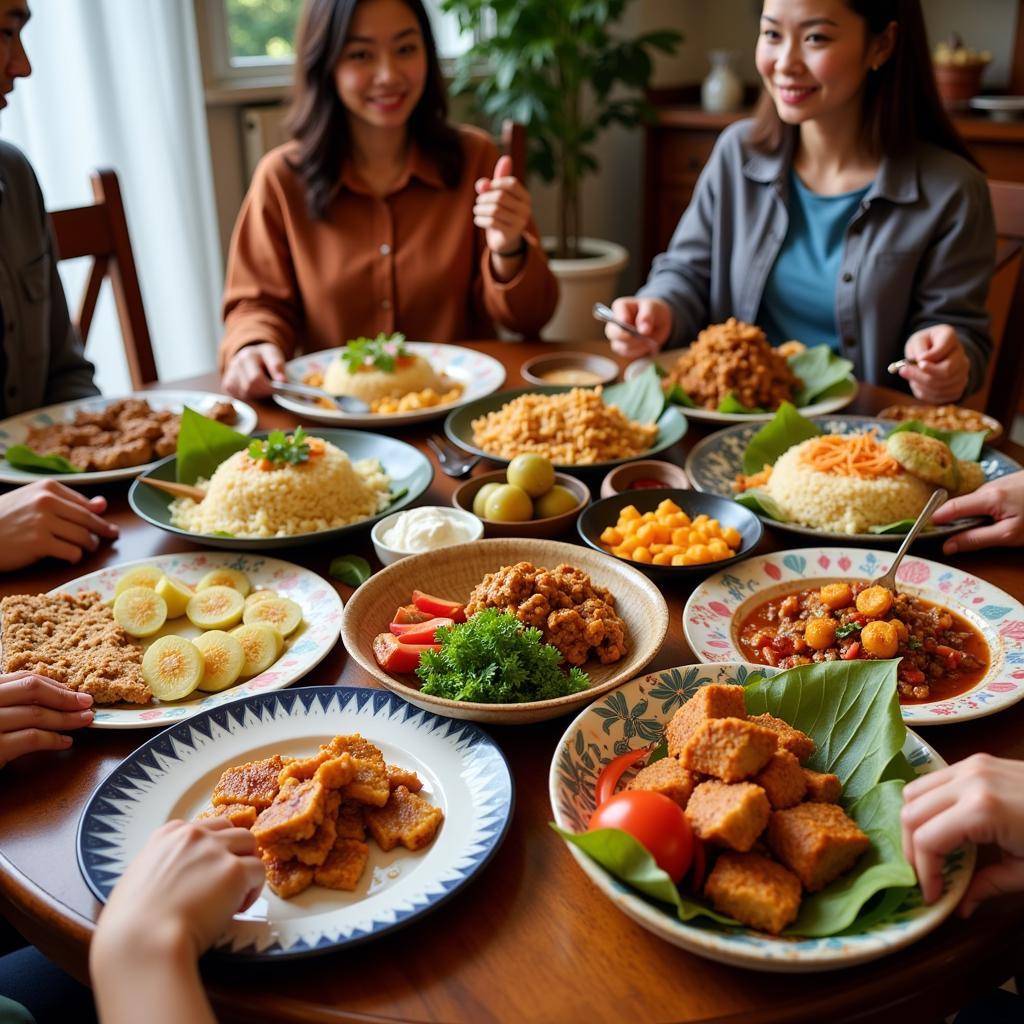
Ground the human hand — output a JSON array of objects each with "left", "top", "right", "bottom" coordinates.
[
  {"left": 0, "top": 480, "right": 118, "bottom": 571},
  {"left": 474, "top": 155, "right": 532, "bottom": 264},
  {"left": 92, "top": 819, "right": 265, "bottom": 966},
  {"left": 933, "top": 471, "right": 1024, "bottom": 554},
  {"left": 901, "top": 325, "right": 970, "bottom": 403},
  {"left": 0, "top": 672, "right": 94, "bottom": 768},
  {"left": 221, "top": 342, "right": 287, "bottom": 400},
  {"left": 901, "top": 753, "right": 1024, "bottom": 916},
  {"left": 603, "top": 297, "right": 673, "bottom": 358}
]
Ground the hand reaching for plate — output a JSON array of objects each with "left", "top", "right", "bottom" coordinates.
[
  {"left": 222, "top": 342, "right": 288, "bottom": 400},
  {"left": 0, "top": 672, "right": 94, "bottom": 767},
  {"left": 933, "top": 470, "right": 1024, "bottom": 554}
]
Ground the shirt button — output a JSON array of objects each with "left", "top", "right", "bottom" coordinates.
[
  {"left": 381, "top": 299, "right": 391, "bottom": 310},
  {"left": 379, "top": 244, "right": 391, "bottom": 256},
  {"left": 841, "top": 272, "right": 853, "bottom": 283}
]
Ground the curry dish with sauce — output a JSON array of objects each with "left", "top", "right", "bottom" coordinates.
[{"left": 736, "top": 581, "right": 988, "bottom": 703}]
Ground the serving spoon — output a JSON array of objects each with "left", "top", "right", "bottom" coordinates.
[
  {"left": 135, "top": 477, "right": 206, "bottom": 502},
  {"left": 869, "top": 487, "right": 948, "bottom": 591},
  {"left": 270, "top": 379, "right": 370, "bottom": 415}
]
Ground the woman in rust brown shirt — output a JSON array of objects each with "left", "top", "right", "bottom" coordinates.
[{"left": 220, "top": 0, "right": 558, "bottom": 399}]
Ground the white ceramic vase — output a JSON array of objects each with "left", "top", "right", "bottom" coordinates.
[
  {"left": 540, "top": 237, "right": 629, "bottom": 341},
  {"left": 701, "top": 50, "right": 744, "bottom": 113}
]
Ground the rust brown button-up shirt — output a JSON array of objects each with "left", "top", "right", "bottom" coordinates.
[{"left": 219, "top": 125, "right": 558, "bottom": 370}]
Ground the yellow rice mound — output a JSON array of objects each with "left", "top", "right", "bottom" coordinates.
[
  {"left": 766, "top": 438, "right": 933, "bottom": 535},
  {"left": 169, "top": 441, "right": 391, "bottom": 538},
  {"left": 323, "top": 354, "right": 444, "bottom": 404}
]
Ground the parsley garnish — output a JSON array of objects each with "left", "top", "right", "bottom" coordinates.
[
  {"left": 248, "top": 427, "right": 311, "bottom": 466},
  {"left": 835, "top": 622, "right": 863, "bottom": 639},
  {"left": 416, "top": 608, "right": 590, "bottom": 704},
  {"left": 340, "top": 332, "right": 408, "bottom": 373}
]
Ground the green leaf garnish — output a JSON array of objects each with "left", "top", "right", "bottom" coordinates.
[
  {"left": 329, "top": 555, "right": 372, "bottom": 586},
  {"left": 665, "top": 383, "right": 697, "bottom": 408},
  {"left": 176, "top": 407, "right": 251, "bottom": 485},
  {"left": 835, "top": 621, "right": 863, "bottom": 638},
  {"left": 742, "top": 401, "right": 822, "bottom": 476},
  {"left": 388, "top": 486, "right": 409, "bottom": 505},
  {"left": 339, "top": 332, "right": 408, "bottom": 374},
  {"left": 603, "top": 365, "right": 666, "bottom": 424},
  {"left": 734, "top": 487, "right": 791, "bottom": 521},
  {"left": 247, "top": 427, "right": 311, "bottom": 466},
  {"left": 787, "top": 345, "right": 854, "bottom": 407},
  {"left": 3, "top": 445, "right": 82, "bottom": 474},
  {"left": 718, "top": 393, "right": 767, "bottom": 414}
]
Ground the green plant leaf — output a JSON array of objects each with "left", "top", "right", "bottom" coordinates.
[
  {"left": 329, "top": 555, "right": 372, "bottom": 587},
  {"left": 3, "top": 445, "right": 81, "bottom": 474},
  {"left": 718, "top": 394, "right": 767, "bottom": 414},
  {"left": 603, "top": 365, "right": 665, "bottom": 424},
  {"left": 788, "top": 346, "right": 855, "bottom": 407},
  {"left": 176, "top": 407, "right": 251, "bottom": 485},
  {"left": 868, "top": 518, "right": 917, "bottom": 535},
  {"left": 665, "top": 383, "right": 697, "bottom": 408},
  {"left": 741, "top": 401, "right": 822, "bottom": 476},
  {"left": 388, "top": 486, "right": 409, "bottom": 505},
  {"left": 734, "top": 488, "right": 790, "bottom": 522},
  {"left": 887, "top": 420, "right": 987, "bottom": 462}
]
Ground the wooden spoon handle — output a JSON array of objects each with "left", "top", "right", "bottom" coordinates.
[{"left": 136, "top": 476, "right": 205, "bottom": 502}]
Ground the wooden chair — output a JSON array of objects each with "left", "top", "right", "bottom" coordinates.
[
  {"left": 48, "top": 169, "right": 157, "bottom": 388},
  {"left": 983, "top": 180, "right": 1024, "bottom": 428},
  {"left": 501, "top": 120, "right": 527, "bottom": 181}
]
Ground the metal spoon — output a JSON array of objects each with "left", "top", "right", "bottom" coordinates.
[
  {"left": 869, "top": 488, "right": 948, "bottom": 591},
  {"left": 886, "top": 358, "right": 919, "bottom": 375},
  {"left": 592, "top": 302, "right": 653, "bottom": 340},
  {"left": 270, "top": 379, "right": 369, "bottom": 414}
]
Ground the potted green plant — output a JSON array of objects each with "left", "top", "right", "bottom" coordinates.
[{"left": 441, "top": 0, "right": 681, "bottom": 339}]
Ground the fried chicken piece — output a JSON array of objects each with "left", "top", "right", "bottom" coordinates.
[
  {"left": 0, "top": 591, "right": 150, "bottom": 704},
  {"left": 208, "top": 401, "right": 238, "bottom": 424},
  {"left": 154, "top": 433, "right": 177, "bottom": 458},
  {"left": 90, "top": 438, "right": 154, "bottom": 470}
]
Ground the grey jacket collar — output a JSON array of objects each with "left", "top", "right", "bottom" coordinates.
[{"left": 742, "top": 126, "right": 919, "bottom": 205}]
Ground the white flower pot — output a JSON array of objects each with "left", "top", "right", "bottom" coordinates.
[{"left": 541, "top": 237, "right": 629, "bottom": 341}]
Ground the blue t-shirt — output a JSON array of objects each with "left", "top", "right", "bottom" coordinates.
[{"left": 759, "top": 170, "right": 870, "bottom": 352}]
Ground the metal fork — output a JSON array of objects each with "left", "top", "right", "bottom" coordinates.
[{"left": 426, "top": 434, "right": 480, "bottom": 477}]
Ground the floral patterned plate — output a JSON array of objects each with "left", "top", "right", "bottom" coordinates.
[
  {"left": 78, "top": 686, "right": 514, "bottom": 959},
  {"left": 276, "top": 343, "right": 506, "bottom": 427},
  {"left": 683, "top": 548, "right": 1024, "bottom": 725},
  {"left": 684, "top": 415, "right": 1021, "bottom": 543},
  {"left": 0, "top": 390, "right": 258, "bottom": 486},
  {"left": 51, "top": 552, "right": 342, "bottom": 729},
  {"left": 549, "top": 663, "right": 973, "bottom": 972}
]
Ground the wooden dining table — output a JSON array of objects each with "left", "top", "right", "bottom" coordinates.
[{"left": 0, "top": 339, "right": 1022, "bottom": 1024}]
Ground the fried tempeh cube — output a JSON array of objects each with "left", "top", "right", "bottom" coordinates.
[
  {"left": 252, "top": 778, "right": 327, "bottom": 846},
  {"left": 801, "top": 767, "right": 842, "bottom": 803},
  {"left": 196, "top": 803, "right": 258, "bottom": 828},
  {"left": 335, "top": 799, "right": 366, "bottom": 840},
  {"left": 680, "top": 717, "right": 777, "bottom": 783},
  {"left": 387, "top": 763, "right": 423, "bottom": 792},
  {"left": 704, "top": 851, "right": 802, "bottom": 935},
  {"left": 753, "top": 750, "right": 808, "bottom": 810},
  {"left": 628, "top": 758, "right": 699, "bottom": 808},
  {"left": 278, "top": 749, "right": 333, "bottom": 785},
  {"left": 326, "top": 735, "right": 390, "bottom": 807},
  {"left": 666, "top": 684, "right": 747, "bottom": 758},
  {"left": 212, "top": 755, "right": 287, "bottom": 810},
  {"left": 686, "top": 780, "right": 770, "bottom": 852},
  {"left": 364, "top": 785, "right": 444, "bottom": 852},
  {"left": 261, "top": 792, "right": 341, "bottom": 866},
  {"left": 748, "top": 713, "right": 815, "bottom": 763},
  {"left": 767, "top": 802, "right": 869, "bottom": 892},
  {"left": 314, "top": 839, "right": 370, "bottom": 891},
  {"left": 314, "top": 754, "right": 356, "bottom": 790},
  {"left": 262, "top": 853, "right": 315, "bottom": 899}
]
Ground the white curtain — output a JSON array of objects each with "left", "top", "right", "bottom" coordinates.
[{"left": 3, "top": 0, "right": 223, "bottom": 394}]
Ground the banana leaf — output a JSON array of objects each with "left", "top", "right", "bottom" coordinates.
[{"left": 176, "top": 407, "right": 251, "bottom": 485}]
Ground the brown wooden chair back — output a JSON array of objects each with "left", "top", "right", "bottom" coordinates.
[
  {"left": 48, "top": 169, "right": 157, "bottom": 388},
  {"left": 501, "top": 120, "right": 527, "bottom": 181},
  {"left": 983, "top": 180, "right": 1024, "bottom": 428}
]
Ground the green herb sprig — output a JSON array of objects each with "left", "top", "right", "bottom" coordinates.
[
  {"left": 340, "top": 332, "right": 408, "bottom": 373},
  {"left": 248, "top": 427, "right": 311, "bottom": 466},
  {"left": 416, "top": 608, "right": 589, "bottom": 703}
]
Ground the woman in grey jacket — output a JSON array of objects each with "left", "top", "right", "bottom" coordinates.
[{"left": 608, "top": 0, "right": 995, "bottom": 404}]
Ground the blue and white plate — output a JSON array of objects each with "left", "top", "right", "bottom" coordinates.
[
  {"left": 685, "top": 415, "right": 1022, "bottom": 543},
  {"left": 0, "top": 390, "right": 258, "bottom": 486},
  {"left": 549, "top": 663, "right": 973, "bottom": 972},
  {"left": 78, "top": 687, "right": 514, "bottom": 960}
]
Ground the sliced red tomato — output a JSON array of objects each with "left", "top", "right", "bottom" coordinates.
[
  {"left": 595, "top": 746, "right": 654, "bottom": 806},
  {"left": 391, "top": 603, "right": 433, "bottom": 625},
  {"left": 389, "top": 617, "right": 454, "bottom": 644},
  {"left": 588, "top": 790, "right": 693, "bottom": 883},
  {"left": 411, "top": 590, "right": 467, "bottom": 623},
  {"left": 842, "top": 641, "right": 861, "bottom": 661},
  {"left": 372, "top": 633, "right": 440, "bottom": 674}
]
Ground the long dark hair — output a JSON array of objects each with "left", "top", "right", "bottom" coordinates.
[
  {"left": 748, "top": 0, "right": 978, "bottom": 167},
  {"left": 286, "top": 0, "right": 463, "bottom": 219}
]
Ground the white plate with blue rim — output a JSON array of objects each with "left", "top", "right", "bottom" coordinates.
[
  {"left": 549, "top": 663, "right": 973, "bottom": 972},
  {"left": 0, "top": 391, "right": 258, "bottom": 486},
  {"left": 684, "top": 414, "right": 1022, "bottom": 543},
  {"left": 277, "top": 342, "right": 506, "bottom": 427},
  {"left": 77, "top": 686, "right": 514, "bottom": 960}
]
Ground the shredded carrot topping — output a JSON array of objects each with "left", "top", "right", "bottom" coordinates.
[{"left": 798, "top": 432, "right": 901, "bottom": 478}]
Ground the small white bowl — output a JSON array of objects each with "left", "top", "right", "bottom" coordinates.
[{"left": 371, "top": 506, "right": 484, "bottom": 566}]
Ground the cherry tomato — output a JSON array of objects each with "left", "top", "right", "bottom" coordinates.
[
  {"left": 588, "top": 790, "right": 693, "bottom": 883},
  {"left": 594, "top": 746, "right": 653, "bottom": 806}
]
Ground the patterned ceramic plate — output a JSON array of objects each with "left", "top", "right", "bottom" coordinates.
[
  {"left": 0, "top": 391, "right": 258, "bottom": 486},
  {"left": 625, "top": 351, "right": 858, "bottom": 424},
  {"left": 685, "top": 415, "right": 1022, "bottom": 543},
  {"left": 550, "top": 663, "right": 973, "bottom": 972},
  {"left": 78, "top": 686, "right": 514, "bottom": 959},
  {"left": 276, "top": 343, "right": 506, "bottom": 426},
  {"left": 683, "top": 548, "right": 1024, "bottom": 725},
  {"left": 52, "top": 552, "right": 343, "bottom": 729}
]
